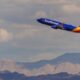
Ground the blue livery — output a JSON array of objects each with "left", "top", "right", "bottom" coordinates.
[{"left": 37, "top": 18, "right": 80, "bottom": 33}]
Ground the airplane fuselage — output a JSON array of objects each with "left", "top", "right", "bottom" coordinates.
[{"left": 37, "top": 18, "right": 80, "bottom": 33}]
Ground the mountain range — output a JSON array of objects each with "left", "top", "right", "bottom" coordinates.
[
  {"left": 0, "top": 53, "right": 80, "bottom": 76},
  {"left": 0, "top": 71, "right": 80, "bottom": 80},
  {"left": 17, "top": 53, "right": 80, "bottom": 69}
]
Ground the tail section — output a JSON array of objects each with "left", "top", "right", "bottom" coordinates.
[{"left": 72, "top": 26, "right": 80, "bottom": 32}]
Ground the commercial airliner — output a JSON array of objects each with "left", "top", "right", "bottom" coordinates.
[{"left": 37, "top": 18, "right": 80, "bottom": 33}]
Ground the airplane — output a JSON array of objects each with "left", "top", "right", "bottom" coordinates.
[{"left": 37, "top": 18, "right": 80, "bottom": 33}]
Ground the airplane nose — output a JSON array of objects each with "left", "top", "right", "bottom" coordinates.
[
  {"left": 37, "top": 18, "right": 45, "bottom": 23},
  {"left": 37, "top": 19, "right": 41, "bottom": 22},
  {"left": 37, "top": 19, "right": 42, "bottom": 22}
]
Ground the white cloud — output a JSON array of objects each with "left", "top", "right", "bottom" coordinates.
[
  {"left": 62, "top": 4, "right": 80, "bottom": 13},
  {"left": 0, "top": 28, "right": 13, "bottom": 42},
  {"left": 35, "top": 11, "right": 47, "bottom": 18}
]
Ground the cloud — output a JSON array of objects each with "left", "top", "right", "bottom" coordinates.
[
  {"left": 3, "top": 0, "right": 67, "bottom": 5},
  {"left": 11, "top": 0, "right": 77, "bottom": 5},
  {"left": 0, "top": 0, "right": 78, "bottom": 24},
  {"left": 35, "top": 11, "right": 47, "bottom": 18},
  {"left": 0, "top": 0, "right": 80, "bottom": 62},
  {"left": 12, "top": 23, "right": 51, "bottom": 39},
  {"left": 0, "top": 0, "right": 75, "bottom": 8},
  {"left": 34, "top": 0, "right": 67, "bottom": 4},
  {"left": 0, "top": 28, "right": 13, "bottom": 42},
  {"left": 13, "top": 24, "right": 39, "bottom": 39},
  {"left": 62, "top": 4, "right": 80, "bottom": 14},
  {"left": 28, "top": 52, "right": 57, "bottom": 62},
  {"left": 16, "top": 29, "right": 38, "bottom": 39},
  {"left": 8, "top": 24, "right": 80, "bottom": 62}
]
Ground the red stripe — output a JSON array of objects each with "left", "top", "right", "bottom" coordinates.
[{"left": 73, "top": 30, "right": 80, "bottom": 33}]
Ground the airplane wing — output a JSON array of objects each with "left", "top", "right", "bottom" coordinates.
[{"left": 51, "top": 23, "right": 64, "bottom": 29}]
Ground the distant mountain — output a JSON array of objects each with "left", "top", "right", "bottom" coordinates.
[
  {"left": 0, "top": 60, "right": 80, "bottom": 76},
  {"left": 0, "top": 53, "right": 80, "bottom": 76},
  {"left": 0, "top": 71, "right": 80, "bottom": 80},
  {"left": 0, "top": 71, "right": 27, "bottom": 80},
  {"left": 17, "top": 53, "right": 80, "bottom": 69},
  {"left": 29, "top": 62, "right": 80, "bottom": 76},
  {"left": 0, "top": 60, "right": 31, "bottom": 76},
  {"left": 32, "top": 73, "right": 80, "bottom": 80}
]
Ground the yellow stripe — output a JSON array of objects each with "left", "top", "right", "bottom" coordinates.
[{"left": 72, "top": 27, "right": 80, "bottom": 32}]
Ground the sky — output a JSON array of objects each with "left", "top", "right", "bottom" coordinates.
[{"left": 0, "top": 0, "right": 80, "bottom": 62}]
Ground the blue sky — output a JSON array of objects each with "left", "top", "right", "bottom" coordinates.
[{"left": 0, "top": 0, "right": 80, "bottom": 62}]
